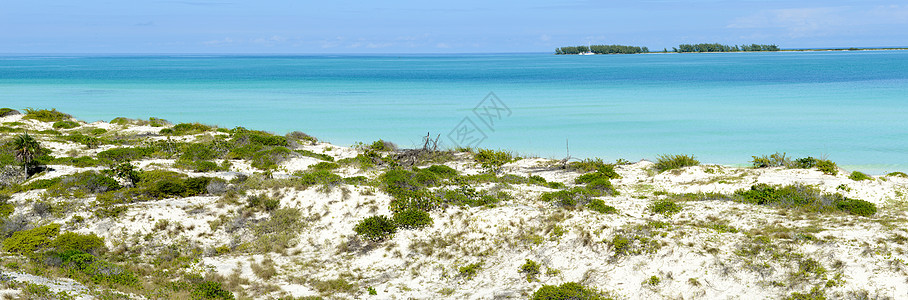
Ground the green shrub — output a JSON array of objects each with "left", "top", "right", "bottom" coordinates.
[
  {"left": 191, "top": 281, "right": 235, "bottom": 300},
  {"left": 23, "top": 108, "right": 71, "bottom": 122},
  {"left": 424, "top": 165, "right": 458, "bottom": 178},
  {"left": 438, "top": 186, "right": 507, "bottom": 208},
  {"left": 848, "top": 171, "right": 872, "bottom": 181},
  {"left": 294, "top": 149, "right": 333, "bottom": 161},
  {"left": 649, "top": 199, "right": 682, "bottom": 216},
  {"left": 458, "top": 262, "right": 482, "bottom": 279},
  {"left": 735, "top": 184, "right": 875, "bottom": 216},
  {"left": 815, "top": 159, "right": 838, "bottom": 175},
  {"left": 165, "top": 123, "right": 212, "bottom": 135},
  {"left": 531, "top": 282, "right": 609, "bottom": 300},
  {"left": 0, "top": 108, "right": 19, "bottom": 117},
  {"left": 587, "top": 199, "right": 617, "bottom": 214},
  {"left": 62, "top": 251, "right": 138, "bottom": 286},
  {"left": 368, "top": 139, "right": 396, "bottom": 151},
  {"left": 250, "top": 147, "right": 292, "bottom": 170},
  {"left": 2, "top": 224, "right": 60, "bottom": 254},
  {"left": 540, "top": 187, "right": 602, "bottom": 207},
  {"left": 49, "top": 156, "right": 103, "bottom": 167},
  {"left": 250, "top": 208, "right": 305, "bottom": 253},
  {"left": 567, "top": 158, "right": 612, "bottom": 173},
  {"left": 887, "top": 172, "right": 908, "bottom": 178},
  {"left": 834, "top": 198, "right": 877, "bottom": 217},
  {"left": 89, "top": 128, "right": 107, "bottom": 135},
  {"left": 232, "top": 129, "right": 288, "bottom": 147},
  {"left": 98, "top": 147, "right": 153, "bottom": 162},
  {"left": 474, "top": 149, "right": 514, "bottom": 173},
  {"left": 392, "top": 209, "right": 433, "bottom": 229},
  {"left": 308, "top": 162, "right": 339, "bottom": 171},
  {"left": 519, "top": 259, "right": 541, "bottom": 282},
  {"left": 751, "top": 152, "right": 790, "bottom": 168},
  {"left": 52, "top": 120, "right": 80, "bottom": 129},
  {"left": 247, "top": 194, "right": 280, "bottom": 211},
  {"left": 25, "top": 178, "right": 62, "bottom": 190},
  {"left": 353, "top": 215, "right": 397, "bottom": 242},
  {"left": 297, "top": 169, "right": 344, "bottom": 186},
  {"left": 52, "top": 232, "right": 105, "bottom": 254},
  {"left": 653, "top": 154, "right": 699, "bottom": 172},
  {"left": 46, "top": 171, "right": 121, "bottom": 197}
]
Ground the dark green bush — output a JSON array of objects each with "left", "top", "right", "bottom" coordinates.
[
  {"left": 567, "top": 158, "right": 612, "bottom": 173},
  {"left": 89, "top": 128, "right": 107, "bottom": 135},
  {"left": 62, "top": 251, "right": 138, "bottom": 286},
  {"left": 52, "top": 120, "right": 80, "bottom": 129},
  {"left": 2, "top": 224, "right": 60, "bottom": 254},
  {"left": 250, "top": 147, "right": 292, "bottom": 170},
  {"left": 23, "top": 108, "right": 71, "bottom": 122},
  {"left": 792, "top": 157, "right": 838, "bottom": 175},
  {"left": 0, "top": 108, "right": 19, "bottom": 117},
  {"left": 46, "top": 171, "right": 121, "bottom": 197},
  {"left": 815, "top": 159, "right": 838, "bottom": 176},
  {"left": 540, "top": 187, "right": 602, "bottom": 207},
  {"left": 297, "top": 169, "right": 343, "bottom": 186},
  {"left": 98, "top": 147, "right": 153, "bottom": 162},
  {"left": 191, "top": 280, "right": 235, "bottom": 300},
  {"left": 353, "top": 215, "right": 397, "bottom": 241},
  {"left": 474, "top": 149, "right": 514, "bottom": 173},
  {"left": 165, "top": 123, "right": 212, "bottom": 135},
  {"left": 649, "top": 199, "right": 682, "bottom": 216},
  {"left": 308, "top": 162, "right": 339, "bottom": 171},
  {"left": 531, "top": 282, "right": 609, "bottom": 300},
  {"left": 294, "top": 149, "right": 333, "bottom": 161},
  {"left": 424, "top": 165, "right": 458, "bottom": 178},
  {"left": 751, "top": 152, "right": 790, "bottom": 168},
  {"left": 49, "top": 156, "right": 104, "bottom": 167},
  {"left": 438, "top": 186, "right": 507, "bottom": 208},
  {"left": 25, "top": 178, "right": 61, "bottom": 190},
  {"left": 834, "top": 198, "right": 876, "bottom": 217},
  {"left": 392, "top": 209, "right": 433, "bottom": 229},
  {"left": 587, "top": 199, "right": 618, "bottom": 214},
  {"left": 888, "top": 172, "right": 908, "bottom": 178},
  {"left": 52, "top": 232, "right": 105, "bottom": 254},
  {"left": 653, "top": 154, "right": 699, "bottom": 172},
  {"left": 848, "top": 171, "right": 872, "bottom": 181},
  {"left": 519, "top": 259, "right": 541, "bottom": 282}
]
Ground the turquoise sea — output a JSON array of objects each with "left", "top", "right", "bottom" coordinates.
[{"left": 1, "top": 52, "right": 907, "bottom": 173}]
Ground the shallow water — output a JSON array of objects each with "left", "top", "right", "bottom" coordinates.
[{"left": 2, "top": 51, "right": 907, "bottom": 173}]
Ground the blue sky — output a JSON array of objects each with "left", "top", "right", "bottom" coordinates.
[{"left": 2, "top": 0, "right": 907, "bottom": 53}]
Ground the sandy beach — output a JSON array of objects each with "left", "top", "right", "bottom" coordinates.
[{"left": 1, "top": 110, "right": 907, "bottom": 299}]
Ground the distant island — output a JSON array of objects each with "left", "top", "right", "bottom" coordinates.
[
  {"left": 673, "top": 43, "right": 780, "bottom": 53},
  {"left": 555, "top": 45, "right": 650, "bottom": 55},
  {"left": 556, "top": 43, "right": 908, "bottom": 55}
]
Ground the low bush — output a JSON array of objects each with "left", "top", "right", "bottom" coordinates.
[
  {"left": 294, "top": 149, "right": 333, "bottom": 161},
  {"left": 52, "top": 232, "right": 105, "bottom": 254},
  {"left": 735, "top": 184, "right": 876, "bottom": 216},
  {"left": 250, "top": 208, "right": 305, "bottom": 253},
  {"left": 46, "top": 171, "right": 121, "bottom": 197},
  {"left": 23, "top": 108, "right": 71, "bottom": 122},
  {"left": 191, "top": 280, "right": 235, "bottom": 300},
  {"left": 587, "top": 199, "right": 618, "bottom": 214},
  {"left": 353, "top": 215, "right": 397, "bottom": 242},
  {"left": 751, "top": 152, "right": 790, "bottom": 168},
  {"left": 52, "top": 120, "right": 80, "bottom": 129},
  {"left": 392, "top": 209, "right": 433, "bottom": 229},
  {"left": 519, "top": 259, "right": 541, "bottom": 282},
  {"left": 2, "top": 223, "right": 60, "bottom": 255},
  {"left": 49, "top": 156, "right": 104, "bottom": 167},
  {"left": 653, "top": 154, "right": 699, "bottom": 172},
  {"left": 164, "top": 123, "right": 212, "bottom": 135},
  {"left": 649, "top": 199, "right": 682, "bottom": 216},
  {"left": 474, "top": 149, "right": 514, "bottom": 173},
  {"left": 531, "top": 282, "right": 609, "bottom": 300},
  {"left": 792, "top": 157, "right": 838, "bottom": 175},
  {"left": 308, "top": 162, "right": 339, "bottom": 171},
  {"left": 285, "top": 131, "right": 318, "bottom": 144},
  {"left": 297, "top": 169, "right": 344, "bottom": 186},
  {"left": 438, "top": 186, "right": 508, "bottom": 208},
  {"left": 458, "top": 262, "right": 482, "bottom": 279},
  {"left": 98, "top": 147, "right": 153, "bottom": 162},
  {"left": 61, "top": 251, "right": 138, "bottom": 286},
  {"left": 0, "top": 108, "right": 19, "bottom": 117},
  {"left": 424, "top": 165, "right": 458, "bottom": 178},
  {"left": 540, "top": 187, "right": 603, "bottom": 207},
  {"left": 849, "top": 171, "right": 872, "bottom": 181},
  {"left": 250, "top": 147, "right": 292, "bottom": 170},
  {"left": 887, "top": 172, "right": 908, "bottom": 178},
  {"left": 368, "top": 139, "right": 397, "bottom": 151}
]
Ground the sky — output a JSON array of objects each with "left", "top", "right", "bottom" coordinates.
[{"left": 1, "top": 0, "right": 907, "bottom": 53}]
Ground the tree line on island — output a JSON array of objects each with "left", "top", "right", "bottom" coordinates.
[{"left": 555, "top": 43, "right": 780, "bottom": 54}]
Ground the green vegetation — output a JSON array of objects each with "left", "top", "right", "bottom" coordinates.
[
  {"left": 392, "top": 208, "right": 433, "bottom": 229},
  {"left": 649, "top": 199, "right": 682, "bottom": 216},
  {"left": 587, "top": 199, "right": 618, "bottom": 214},
  {"left": 2, "top": 223, "right": 60, "bottom": 254},
  {"left": 735, "top": 184, "right": 876, "bottom": 216},
  {"left": 751, "top": 152, "right": 790, "bottom": 168},
  {"left": 674, "top": 43, "right": 780, "bottom": 53},
  {"left": 458, "top": 262, "right": 482, "bottom": 279},
  {"left": 161, "top": 123, "right": 212, "bottom": 135},
  {"left": 23, "top": 108, "right": 72, "bottom": 122},
  {"left": 111, "top": 117, "right": 169, "bottom": 127},
  {"left": 532, "top": 282, "right": 610, "bottom": 300},
  {"left": 653, "top": 154, "right": 699, "bottom": 172},
  {"left": 556, "top": 44, "right": 649, "bottom": 54},
  {"left": 52, "top": 120, "right": 80, "bottom": 129},
  {"left": 792, "top": 157, "right": 838, "bottom": 175},
  {"left": 519, "top": 259, "right": 541, "bottom": 282},
  {"left": 353, "top": 215, "right": 397, "bottom": 241},
  {"left": 473, "top": 149, "right": 514, "bottom": 173},
  {"left": 0, "top": 108, "right": 19, "bottom": 117},
  {"left": 9, "top": 132, "right": 45, "bottom": 175},
  {"left": 887, "top": 171, "right": 908, "bottom": 178},
  {"left": 848, "top": 171, "right": 872, "bottom": 181},
  {"left": 540, "top": 187, "right": 604, "bottom": 208}
]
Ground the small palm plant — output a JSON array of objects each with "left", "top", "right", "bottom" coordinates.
[{"left": 11, "top": 132, "right": 42, "bottom": 175}]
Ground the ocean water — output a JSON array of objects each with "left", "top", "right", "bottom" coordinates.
[{"left": 1, "top": 52, "right": 907, "bottom": 173}]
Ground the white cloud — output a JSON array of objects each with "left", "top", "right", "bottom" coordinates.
[{"left": 729, "top": 5, "right": 908, "bottom": 38}]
